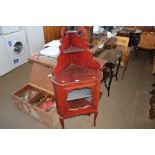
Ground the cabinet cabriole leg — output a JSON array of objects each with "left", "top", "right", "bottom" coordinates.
[
  {"left": 94, "top": 112, "right": 98, "bottom": 127},
  {"left": 59, "top": 117, "right": 65, "bottom": 129}
]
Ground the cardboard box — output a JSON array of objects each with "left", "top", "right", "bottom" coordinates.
[{"left": 12, "top": 63, "right": 59, "bottom": 128}]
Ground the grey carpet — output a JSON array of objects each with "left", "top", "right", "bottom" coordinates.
[{"left": 0, "top": 51, "right": 155, "bottom": 129}]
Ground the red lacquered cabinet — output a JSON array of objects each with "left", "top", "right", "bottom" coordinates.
[{"left": 51, "top": 26, "right": 103, "bottom": 128}]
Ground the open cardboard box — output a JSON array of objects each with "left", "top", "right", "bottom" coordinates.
[{"left": 12, "top": 63, "right": 59, "bottom": 128}]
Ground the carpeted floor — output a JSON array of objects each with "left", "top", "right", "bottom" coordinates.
[{"left": 0, "top": 51, "right": 155, "bottom": 129}]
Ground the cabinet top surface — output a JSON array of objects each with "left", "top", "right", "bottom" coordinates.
[{"left": 51, "top": 64, "right": 103, "bottom": 86}]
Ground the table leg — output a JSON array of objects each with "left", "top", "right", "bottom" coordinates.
[
  {"left": 103, "top": 66, "right": 113, "bottom": 97},
  {"left": 122, "top": 59, "right": 129, "bottom": 79},
  {"left": 108, "top": 68, "right": 113, "bottom": 96},
  {"left": 115, "top": 57, "right": 121, "bottom": 81}
]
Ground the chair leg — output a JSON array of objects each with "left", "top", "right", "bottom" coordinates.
[
  {"left": 150, "top": 51, "right": 154, "bottom": 64},
  {"left": 133, "top": 48, "right": 139, "bottom": 60},
  {"left": 122, "top": 60, "right": 129, "bottom": 79}
]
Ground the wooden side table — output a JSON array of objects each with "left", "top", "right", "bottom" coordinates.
[{"left": 94, "top": 49, "right": 121, "bottom": 96}]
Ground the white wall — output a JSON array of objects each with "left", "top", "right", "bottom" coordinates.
[{"left": 20, "top": 26, "right": 45, "bottom": 56}]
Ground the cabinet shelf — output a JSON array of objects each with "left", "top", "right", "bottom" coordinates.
[
  {"left": 67, "top": 98, "right": 91, "bottom": 110},
  {"left": 52, "top": 64, "right": 102, "bottom": 86},
  {"left": 63, "top": 45, "right": 85, "bottom": 53}
]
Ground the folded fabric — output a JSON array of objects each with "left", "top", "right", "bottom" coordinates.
[
  {"left": 40, "top": 46, "right": 60, "bottom": 58},
  {"left": 44, "top": 40, "right": 61, "bottom": 48},
  {"left": 93, "top": 26, "right": 100, "bottom": 34}
]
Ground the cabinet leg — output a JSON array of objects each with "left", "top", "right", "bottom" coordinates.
[
  {"left": 94, "top": 112, "right": 98, "bottom": 127},
  {"left": 59, "top": 117, "right": 65, "bottom": 129}
]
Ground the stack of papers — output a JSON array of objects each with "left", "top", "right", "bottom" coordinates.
[
  {"left": 44, "top": 40, "right": 61, "bottom": 48},
  {"left": 40, "top": 40, "right": 61, "bottom": 58},
  {"left": 40, "top": 47, "right": 60, "bottom": 58}
]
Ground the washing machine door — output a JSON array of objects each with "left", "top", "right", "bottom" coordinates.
[{"left": 13, "top": 41, "right": 24, "bottom": 55}]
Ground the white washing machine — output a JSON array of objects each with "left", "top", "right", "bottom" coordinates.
[
  {"left": 0, "top": 36, "right": 13, "bottom": 76},
  {"left": 0, "top": 30, "right": 29, "bottom": 76},
  {"left": 0, "top": 26, "right": 20, "bottom": 35}
]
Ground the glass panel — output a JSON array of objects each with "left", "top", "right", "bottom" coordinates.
[
  {"left": 66, "top": 88, "right": 93, "bottom": 110},
  {"left": 67, "top": 88, "right": 92, "bottom": 101}
]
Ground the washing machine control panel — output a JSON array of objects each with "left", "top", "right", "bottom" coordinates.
[{"left": 13, "top": 58, "right": 19, "bottom": 64}]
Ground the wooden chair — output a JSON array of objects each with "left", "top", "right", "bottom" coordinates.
[
  {"left": 114, "top": 36, "right": 132, "bottom": 79},
  {"left": 135, "top": 31, "right": 155, "bottom": 63},
  {"left": 152, "top": 56, "right": 155, "bottom": 75},
  {"left": 115, "top": 36, "right": 129, "bottom": 48}
]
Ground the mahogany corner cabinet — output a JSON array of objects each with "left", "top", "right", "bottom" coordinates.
[{"left": 51, "top": 26, "right": 103, "bottom": 128}]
